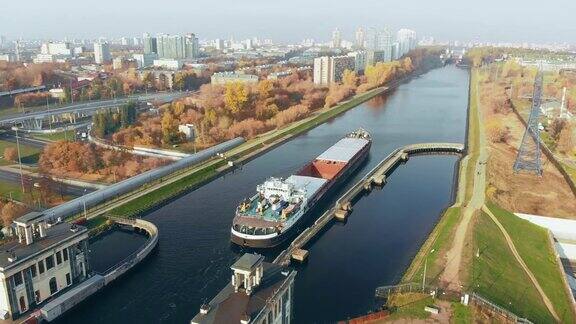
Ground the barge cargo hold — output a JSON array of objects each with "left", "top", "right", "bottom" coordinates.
[{"left": 231, "top": 129, "right": 372, "bottom": 248}]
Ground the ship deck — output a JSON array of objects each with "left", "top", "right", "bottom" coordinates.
[{"left": 238, "top": 175, "right": 328, "bottom": 222}]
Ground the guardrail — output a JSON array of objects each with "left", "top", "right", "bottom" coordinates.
[
  {"left": 373, "top": 282, "right": 534, "bottom": 323},
  {"left": 470, "top": 293, "right": 534, "bottom": 324}
]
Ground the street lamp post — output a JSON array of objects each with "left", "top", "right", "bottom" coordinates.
[
  {"left": 83, "top": 188, "right": 87, "bottom": 219},
  {"left": 15, "top": 128, "right": 25, "bottom": 194}
]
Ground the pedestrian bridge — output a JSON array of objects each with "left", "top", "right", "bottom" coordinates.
[{"left": 274, "top": 142, "right": 465, "bottom": 266}]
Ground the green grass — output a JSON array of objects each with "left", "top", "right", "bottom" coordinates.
[
  {"left": 387, "top": 293, "right": 433, "bottom": 320},
  {"left": 0, "top": 139, "right": 41, "bottom": 165},
  {"left": 0, "top": 180, "right": 25, "bottom": 201},
  {"left": 403, "top": 207, "right": 462, "bottom": 284},
  {"left": 562, "top": 162, "right": 576, "bottom": 182},
  {"left": 540, "top": 131, "right": 556, "bottom": 151},
  {"left": 109, "top": 160, "right": 226, "bottom": 218},
  {"left": 486, "top": 202, "right": 576, "bottom": 323},
  {"left": 469, "top": 209, "right": 555, "bottom": 323},
  {"left": 451, "top": 303, "right": 472, "bottom": 323},
  {"left": 32, "top": 130, "right": 76, "bottom": 142}
]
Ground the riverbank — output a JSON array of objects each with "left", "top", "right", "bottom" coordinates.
[
  {"left": 103, "top": 63, "right": 450, "bottom": 221},
  {"left": 104, "top": 85, "right": 390, "bottom": 219},
  {"left": 393, "top": 66, "right": 576, "bottom": 323}
]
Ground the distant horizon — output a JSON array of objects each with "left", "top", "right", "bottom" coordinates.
[{"left": 1, "top": 0, "right": 575, "bottom": 45}]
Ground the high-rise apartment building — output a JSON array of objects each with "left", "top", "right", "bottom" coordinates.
[
  {"left": 355, "top": 27, "right": 365, "bottom": 49},
  {"left": 156, "top": 33, "right": 199, "bottom": 60},
  {"left": 397, "top": 29, "right": 417, "bottom": 57},
  {"left": 185, "top": 33, "right": 199, "bottom": 58},
  {"left": 214, "top": 38, "right": 225, "bottom": 50},
  {"left": 366, "top": 27, "right": 393, "bottom": 64},
  {"left": 40, "top": 42, "right": 72, "bottom": 56},
  {"left": 94, "top": 42, "right": 111, "bottom": 64},
  {"left": 143, "top": 33, "right": 158, "bottom": 55},
  {"left": 332, "top": 28, "right": 342, "bottom": 49},
  {"left": 313, "top": 55, "right": 355, "bottom": 86},
  {"left": 348, "top": 51, "right": 367, "bottom": 72}
]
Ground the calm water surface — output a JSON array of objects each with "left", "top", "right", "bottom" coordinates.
[{"left": 60, "top": 65, "right": 469, "bottom": 323}]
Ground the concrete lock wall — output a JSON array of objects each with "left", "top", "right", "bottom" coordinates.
[{"left": 103, "top": 219, "right": 159, "bottom": 286}]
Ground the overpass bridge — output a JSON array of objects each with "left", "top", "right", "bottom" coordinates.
[
  {"left": 274, "top": 142, "right": 465, "bottom": 265},
  {"left": 0, "top": 91, "right": 188, "bottom": 130}
]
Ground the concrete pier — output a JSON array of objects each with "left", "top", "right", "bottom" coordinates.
[
  {"left": 274, "top": 142, "right": 464, "bottom": 266},
  {"left": 291, "top": 249, "right": 309, "bottom": 262}
]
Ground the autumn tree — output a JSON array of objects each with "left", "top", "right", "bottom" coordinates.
[
  {"left": 3, "top": 147, "right": 18, "bottom": 162},
  {"left": 549, "top": 118, "right": 567, "bottom": 140},
  {"left": 224, "top": 82, "right": 249, "bottom": 117},
  {"left": 1, "top": 202, "right": 29, "bottom": 228},
  {"left": 257, "top": 80, "right": 273, "bottom": 99},
  {"left": 161, "top": 110, "right": 180, "bottom": 144},
  {"left": 556, "top": 123, "right": 574, "bottom": 155},
  {"left": 342, "top": 70, "right": 358, "bottom": 88},
  {"left": 486, "top": 119, "right": 511, "bottom": 144}
]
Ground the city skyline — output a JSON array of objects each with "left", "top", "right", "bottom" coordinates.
[{"left": 1, "top": 0, "right": 575, "bottom": 44}]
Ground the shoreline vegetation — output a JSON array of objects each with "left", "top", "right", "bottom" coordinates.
[
  {"left": 394, "top": 49, "right": 576, "bottom": 322},
  {"left": 82, "top": 55, "right": 444, "bottom": 233}
]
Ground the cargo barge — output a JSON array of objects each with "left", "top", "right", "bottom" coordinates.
[{"left": 231, "top": 129, "right": 372, "bottom": 248}]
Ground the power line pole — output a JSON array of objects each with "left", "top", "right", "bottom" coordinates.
[{"left": 15, "top": 128, "right": 25, "bottom": 194}]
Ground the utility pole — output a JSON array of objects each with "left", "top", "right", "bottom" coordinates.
[
  {"left": 83, "top": 188, "right": 87, "bottom": 219},
  {"left": 422, "top": 249, "right": 435, "bottom": 291},
  {"left": 15, "top": 128, "right": 25, "bottom": 194}
]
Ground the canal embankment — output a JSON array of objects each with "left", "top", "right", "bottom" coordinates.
[
  {"left": 73, "top": 62, "right": 442, "bottom": 226},
  {"left": 59, "top": 65, "right": 469, "bottom": 324},
  {"left": 103, "top": 86, "right": 391, "bottom": 220}
]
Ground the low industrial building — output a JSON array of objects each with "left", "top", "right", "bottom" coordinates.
[
  {"left": 211, "top": 72, "right": 259, "bottom": 85},
  {"left": 179, "top": 124, "right": 195, "bottom": 140},
  {"left": 153, "top": 58, "right": 183, "bottom": 70},
  {"left": 0, "top": 212, "right": 90, "bottom": 320},
  {"left": 191, "top": 253, "right": 296, "bottom": 324}
]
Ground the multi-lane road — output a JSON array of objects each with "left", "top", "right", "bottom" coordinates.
[{"left": 0, "top": 91, "right": 188, "bottom": 126}]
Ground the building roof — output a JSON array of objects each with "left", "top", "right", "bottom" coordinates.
[
  {"left": 191, "top": 262, "right": 295, "bottom": 324},
  {"left": 316, "top": 137, "right": 370, "bottom": 163},
  {"left": 14, "top": 211, "right": 44, "bottom": 226},
  {"left": 231, "top": 253, "right": 263, "bottom": 272},
  {"left": 286, "top": 175, "right": 328, "bottom": 200},
  {"left": 0, "top": 222, "right": 87, "bottom": 271}
]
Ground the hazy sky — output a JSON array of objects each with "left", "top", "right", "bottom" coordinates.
[{"left": 1, "top": 0, "right": 575, "bottom": 43}]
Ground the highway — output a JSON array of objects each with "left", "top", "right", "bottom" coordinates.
[
  {"left": 0, "top": 91, "right": 188, "bottom": 126},
  {"left": 0, "top": 131, "right": 49, "bottom": 149},
  {"left": 0, "top": 168, "right": 94, "bottom": 197}
]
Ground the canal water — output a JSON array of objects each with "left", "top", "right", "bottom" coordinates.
[{"left": 60, "top": 65, "right": 469, "bottom": 323}]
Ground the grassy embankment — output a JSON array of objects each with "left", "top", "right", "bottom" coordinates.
[
  {"left": 0, "top": 139, "right": 41, "bottom": 165},
  {"left": 471, "top": 202, "right": 575, "bottom": 323},
  {"left": 396, "top": 67, "right": 575, "bottom": 322},
  {"left": 32, "top": 129, "right": 76, "bottom": 142},
  {"left": 0, "top": 139, "right": 42, "bottom": 201},
  {"left": 106, "top": 87, "right": 388, "bottom": 219},
  {"left": 401, "top": 69, "right": 481, "bottom": 285},
  {"left": 491, "top": 203, "right": 574, "bottom": 322}
]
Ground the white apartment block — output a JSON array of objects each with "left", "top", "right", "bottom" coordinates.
[{"left": 313, "top": 56, "right": 356, "bottom": 86}]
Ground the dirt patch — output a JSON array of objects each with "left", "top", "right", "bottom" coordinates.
[{"left": 483, "top": 98, "right": 576, "bottom": 218}]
